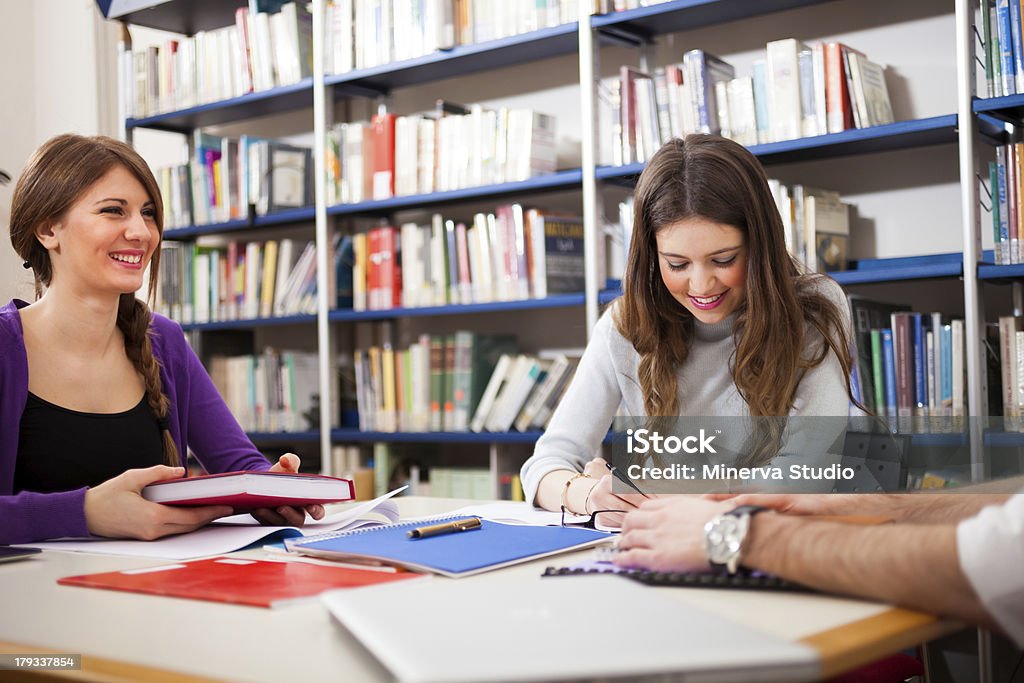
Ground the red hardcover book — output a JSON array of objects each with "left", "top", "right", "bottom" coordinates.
[
  {"left": 824, "top": 42, "right": 862, "bottom": 133},
  {"left": 141, "top": 471, "right": 354, "bottom": 510},
  {"left": 59, "top": 557, "right": 419, "bottom": 609},
  {"left": 368, "top": 227, "right": 382, "bottom": 310},
  {"left": 371, "top": 112, "right": 397, "bottom": 200}
]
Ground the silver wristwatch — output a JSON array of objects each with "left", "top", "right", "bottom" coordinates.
[{"left": 704, "top": 505, "right": 767, "bottom": 575}]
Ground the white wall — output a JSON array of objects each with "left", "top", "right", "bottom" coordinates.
[{"left": 0, "top": 0, "right": 119, "bottom": 303}]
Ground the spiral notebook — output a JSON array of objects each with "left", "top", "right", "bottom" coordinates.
[
  {"left": 285, "top": 516, "right": 611, "bottom": 577},
  {"left": 542, "top": 561, "right": 812, "bottom": 592}
]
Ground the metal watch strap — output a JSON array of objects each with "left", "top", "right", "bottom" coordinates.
[{"left": 707, "top": 505, "right": 768, "bottom": 574}]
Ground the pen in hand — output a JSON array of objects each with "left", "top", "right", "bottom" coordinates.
[
  {"left": 606, "top": 462, "right": 650, "bottom": 498},
  {"left": 407, "top": 517, "right": 482, "bottom": 539}
]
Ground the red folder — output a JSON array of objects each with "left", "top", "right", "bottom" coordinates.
[{"left": 59, "top": 557, "right": 420, "bottom": 608}]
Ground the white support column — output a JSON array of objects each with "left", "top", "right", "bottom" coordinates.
[
  {"left": 956, "top": 0, "right": 987, "bottom": 476},
  {"left": 312, "top": 0, "right": 334, "bottom": 474},
  {"left": 956, "top": 1, "right": 994, "bottom": 681},
  {"left": 579, "top": 5, "right": 600, "bottom": 336}
]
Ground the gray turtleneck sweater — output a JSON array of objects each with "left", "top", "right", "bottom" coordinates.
[{"left": 520, "top": 277, "right": 852, "bottom": 504}]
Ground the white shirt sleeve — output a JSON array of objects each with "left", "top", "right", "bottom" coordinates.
[
  {"left": 520, "top": 310, "right": 624, "bottom": 505},
  {"left": 956, "top": 491, "right": 1024, "bottom": 647}
]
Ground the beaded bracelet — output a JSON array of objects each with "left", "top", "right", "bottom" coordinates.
[{"left": 561, "top": 472, "right": 588, "bottom": 514}]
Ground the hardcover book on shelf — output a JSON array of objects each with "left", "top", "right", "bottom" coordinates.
[
  {"left": 266, "top": 141, "right": 313, "bottom": 213},
  {"left": 141, "top": 471, "right": 354, "bottom": 510},
  {"left": 847, "top": 53, "right": 894, "bottom": 128}
]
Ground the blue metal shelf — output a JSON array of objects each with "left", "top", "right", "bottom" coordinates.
[
  {"left": 985, "top": 431, "right": 1024, "bottom": 447},
  {"left": 830, "top": 253, "right": 963, "bottom": 285},
  {"left": 126, "top": 79, "right": 315, "bottom": 133},
  {"left": 162, "top": 207, "right": 316, "bottom": 240},
  {"left": 327, "top": 23, "right": 579, "bottom": 95},
  {"left": 596, "top": 116, "right": 958, "bottom": 180},
  {"left": 98, "top": 0, "right": 245, "bottom": 35},
  {"left": 164, "top": 218, "right": 252, "bottom": 240},
  {"left": 327, "top": 169, "right": 584, "bottom": 217},
  {"left": 592, "top": 0, "right": 839, "bottom": 37},
  {"left": 329, "top": 293, "right": 586, "bottom": 323},
  {"left": 973, "top": 94, "right": 1024, "bottom": 123},
  {"left": 979, "top": 263, "right": 1024, "bottom": 280},
  {"left": 247, "top": 430, "right": 322, "bottom": 443},
  {"left": 907, "top": 432, "right": 968, "bottom": 448},
  {"left": 331, "top": 429, "right": 545, "bottom": 444},
  {"left": 163, "top": 172, "right": 580, "bottom": 239},
  {"left": 124, "top": 24, "right": 579, "bottom": 129},
  {"left": 598, "top": 256, "right": 961, "bottom": 295},
  {"left": 181, "top": 314, "right": 317, "bottom": 332}
]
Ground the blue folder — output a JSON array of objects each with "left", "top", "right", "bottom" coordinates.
[{"left": 285, "top": 517, "right": 611, "bottom": 577}]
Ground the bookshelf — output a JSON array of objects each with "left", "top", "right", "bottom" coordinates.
[{"left": 103, "top": 0, "right": 1003, "bottom": 498}]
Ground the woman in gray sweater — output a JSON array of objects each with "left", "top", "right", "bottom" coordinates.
[{"left": 521, "top": 135, "right": 858, "bottom": 519}]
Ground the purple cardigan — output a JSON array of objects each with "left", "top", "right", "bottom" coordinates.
[{"left": 0, "top": 299, "right": 271, "bottom": 544}]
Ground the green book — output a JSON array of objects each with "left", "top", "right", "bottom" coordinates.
[
  {"left": 870, "top": 329, "right": 885, "bottom": 417},
  {"left": 450, "top": 332, "right": 518, "bottom": 431}
]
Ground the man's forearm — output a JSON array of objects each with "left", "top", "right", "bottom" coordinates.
[
  {"left": 743, "top": 514, "right": 994, "bottom": 628},
  {"left": 823, "top": 493, "right": 1009, "bottom": 524},
  {"left": 881, "top": 494, "right": 1009, "bottom": 523}
]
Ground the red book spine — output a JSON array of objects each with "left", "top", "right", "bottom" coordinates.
[
  {"left": 372, "top": 113, "right": 397, "bottom": 200},
  {"left": 824, "top": 42, "right": 860, "bottom": 133}
]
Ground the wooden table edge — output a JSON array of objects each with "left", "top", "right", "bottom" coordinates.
[
  {"left": 0, "top": 641, "right": 222, "bottom": 683},
  {"left": 800, "top": 607, "right": 964, "bottom": 679},
  {"left": 5, "top": 608, "right": 964, "bottom": 683}
]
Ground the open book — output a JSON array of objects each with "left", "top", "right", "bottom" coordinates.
[
  {"left": 141, "top": 471, "right": 353, "bottom": 509},
  {"left": 20, "top": 488, "right": 406, "bottom": 560}
]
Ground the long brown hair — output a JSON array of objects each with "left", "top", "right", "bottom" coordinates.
[
  {"left": 9, "top": 133, "right": 180, "bottom": 467},
  {"left": 616, "top": 135, "right": 859, "bottom": 463}
]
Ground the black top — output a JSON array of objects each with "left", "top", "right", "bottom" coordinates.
[{"left": 14, "top": 392, "right": 165, "bottom": 493}]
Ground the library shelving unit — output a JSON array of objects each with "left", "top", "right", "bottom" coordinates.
[{"left": 101, "top": 0, "right": 999, "bottom": 491}]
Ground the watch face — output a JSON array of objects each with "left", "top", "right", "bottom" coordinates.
[{"left": 705, "top": 516, "right": 744, "bottom": 565}]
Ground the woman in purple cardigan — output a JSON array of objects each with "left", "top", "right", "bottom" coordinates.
[{"left": 1, "top": 134, "right": 323, "bottom": 545}]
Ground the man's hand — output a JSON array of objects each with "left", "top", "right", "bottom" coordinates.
[{"left": 613, "top": 497, "right": 732, "bottom": 572}]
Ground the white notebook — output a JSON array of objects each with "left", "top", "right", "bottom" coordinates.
[{"left": 323, "top": 575, "right": 819, "bottom": 683}]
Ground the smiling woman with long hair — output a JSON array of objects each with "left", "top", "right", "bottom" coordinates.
[
  {"left": 520, "top": 135, "right": 859, "bottom": 519},
  {"left": 0, "top": 134, "right": 323, "bottom": 545}
]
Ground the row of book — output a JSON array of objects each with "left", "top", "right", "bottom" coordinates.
[
  {"left": 353, "top": 332, "right": 579, "bottom": 434},
  {"left": 156, "top": 104, "right": 554, "bottom": 229},
  {"left": 997, "top": 316, "right": 1024, "bottom": 430},
  {"left": 208, "top": 348, "right": 320, "bottom": 433},
  {"left": 156, "top": 238, "right": 320, "bottom": 324},
  {"left": 344, "top": 207, "right": 584, "bottom": 312},
  {"left": 848, "top": 297, "right": 968, "bottom": 431},
  {"left": 768, "top": 182, "right": 851, "bottom": 273},
  {"left": 980, "top": 0, "right": 1024, "bottom": 99},
  {"left": 126, "top": 0, "right": 578, "bottom": 119},
  {"left": 326, "top": 0, "right": 577, "bottom": 75},
  {"left": 126, "top": 2, "right": 312, "bottom": 119},
  {"left": 600, "top": 41, "right": 894, "bottom": 165},
  {"left": 356, "top": 443, "right": 525, "bottom": 499},
  {"left": 987, "top": 144, "right": 1024, "bottom": 265},
  {"left": 156, "top": 132, "right": 313, "bottom": 228},
  {"left": 325, "top": 105, "right": 557, "bottom": 205}
]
